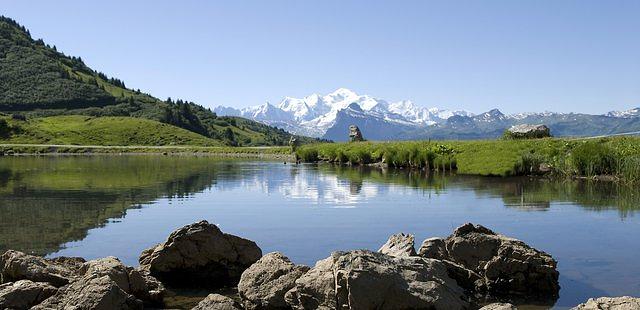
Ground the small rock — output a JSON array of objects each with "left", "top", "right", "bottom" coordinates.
[
  {"left": 238, "top": 252, "right": 309, "bottom": 309},
  {"left": 139, "top": 220, "right": 262, "bottom": 288},
  {"left": 192, "top": 294, "right": 243, "bottom": 310},
  {"left": 33, "top": 274, "right": 143, "bottom": 310},
  {"left": 572, "top": 296, "right": 640, "bottom": 310},
  {"left": 418, "top": 237, "right": 447, "bottom": 259},
  {"left": 0, "top": 250, "right": 77, "bottom": 287},
  {"left": 285, "top": 250, "right": 469, "bottom": 310},
  {"left": 378, "top": 233, "right": 417, "bottom": 257},
  {"left": 480, "top": 302, "right": 518, "bottom": 310},
  {"left": 0, "top": 280, "right": 57, "bottom": 310}
]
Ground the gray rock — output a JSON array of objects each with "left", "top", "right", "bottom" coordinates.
[
  {"left": 33, "top": 274, "right": 143, "bottom": 310},
  {"left": 348, "top": 125, "right": 364, "bottom": 142},
  {"left": 571, "top": 296, "right": 640, "bottom": 310},
  {"left": 419, "top": 223, "right": 559, "bottom": 300},
  {"left": 238, "top": 252, "right": 309, "bottom": 309},
  {"left": 80, "top": 256, "right": 165, "bottom": 306},
  {"left": 192, "top": 294, "right": 243, "bottom": 310},
  {"left": 378, "top": 233, "right": 417, "bottom": 257},
  {"left": 139, "top": 220, "right": 262, "bottom": 288},
  {"left": 506, "top": 124, "right": 551, "bottom": 139},
  {"left": 479, "top": 302, "right": 517, "bottom": 310},
  {"left": 0, "top": 280, "right": 57, "bottom": 310},
  {"left": 284, "top": 249, "right": 469, "bottom": 310},
  {"left": 0, "top": 250, "right": 77, "bottom": 287}
]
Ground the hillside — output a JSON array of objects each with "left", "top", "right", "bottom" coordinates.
[
  {"left": 0, "top": 16, "right": 314, "bottom": 146},
  {"left": 0, "top": 115, "right": 222, "bottom": 146}
]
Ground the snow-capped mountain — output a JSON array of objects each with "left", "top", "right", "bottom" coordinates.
[
  {"left": 214, "top": 88, "right": 472, "bottom": 139},
  {"left": 606, "top": 107, "right": 640, "bottom": 118}
]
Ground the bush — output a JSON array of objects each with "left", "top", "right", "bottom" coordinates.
[{"left": 571, "top": 141, "right": 616, "bottom": 176}]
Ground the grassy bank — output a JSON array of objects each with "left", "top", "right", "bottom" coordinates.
[{"left": 295, "top": 137, "right": 640, "bottom": 182}]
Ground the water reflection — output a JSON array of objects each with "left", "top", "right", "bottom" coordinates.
[{"left": 0, "top": 157, "right": 639, "bottom": 308}]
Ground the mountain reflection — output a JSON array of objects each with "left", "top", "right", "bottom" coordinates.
[{"left": 0, "top": 157, "right": 637, "bottom": 256}]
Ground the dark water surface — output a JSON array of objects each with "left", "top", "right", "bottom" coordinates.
[{"left": 0, "top": 156, "right": 639, "bottom": 308}]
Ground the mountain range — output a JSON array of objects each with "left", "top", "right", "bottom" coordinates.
[{"left": 214, "top": 88, "right": 640, "bottom": 141}]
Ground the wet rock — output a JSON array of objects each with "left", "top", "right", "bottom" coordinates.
[
  {"left": 571, "top": 296, "right": 640, "bottom": 309},
  {"left": 238, "top": 252, "right": 309, "bottom": 309},
  {"left": 419, "top": 223, "right": 559, "bottom": 300},
  {"left": 33, "top": 274, "right": 143, "bottom": 310},
  {"left": 80, "top": 256, "right": 165, "bottom": 306},
  {"left": 0, "top": 280, "right": 57, "bottom": 310},
  {"left": 378, "top": 233, "right": 417, "bottom": 257},
  {"left": 480, "top": 302, "right": 517, "bottom": 310},
  {"left": 192, "top": 294, "right": 243, "bottom": 310},
  {"left": 139, "top": 220, "right": 262, "bottom": 288},
  {"left": 0, "top": 250, "right": 76, "bottom": 287},
  {"left": 284, "top": 250, "right": 469, "bottom": 310}
]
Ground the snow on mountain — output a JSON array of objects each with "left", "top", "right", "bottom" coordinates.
[
  {"left": 606, "top": 107, "right": 640, "bottom": 118},
  {"left": 214, "top": 88, "right": 472, "bottom": 137}
]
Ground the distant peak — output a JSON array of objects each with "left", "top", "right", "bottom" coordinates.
[{"left": 328, "top": 88, "right": 358, "bottom": 98}]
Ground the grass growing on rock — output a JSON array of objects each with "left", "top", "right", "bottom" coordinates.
[{"left": 296, "top": 137, "right": 640, "bottom": 182}]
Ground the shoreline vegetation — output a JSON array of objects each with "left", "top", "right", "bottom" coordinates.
[{"left": 295, "top": 136, "right": 640, "bottom": 183}]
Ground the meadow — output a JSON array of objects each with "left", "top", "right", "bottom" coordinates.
[{"left": 295, "top": 137, "right": 640, "bottom": 182}]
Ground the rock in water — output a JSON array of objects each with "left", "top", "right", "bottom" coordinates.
[
  {"left": 139, "top": 220, "right": 262, "bottom": 288},
  {"left": 480, "top": 303, "right": 518, "bottom": 310},
  {"left": 284, "top": 250, "right": 470, "bottom": 310},
  {"left": 378, "top": 233, "right": 417, "bottom": 257},
  {"left": 0, "top": 280, "right": 57, "bottom": 310},
  {"left": 192, "top": 294, "right": 243, "bottom": 310},
  {"left": 238, "top": 252, "right": 309, "bottom": 310},
  {"left": 419, "top": 223, "right": 559, "bottom": 301},
  {"left": 572, "top": 296, "right": 640, "bottom": 310},
  {"left": 33, "top": 274, "right": 143, "bottom": 310},
  {"left": 348, "top": 125, "right": 364, "bottom": 142},
  {"left": 0, "top": 250, "right": 78, "bottom": 287}
]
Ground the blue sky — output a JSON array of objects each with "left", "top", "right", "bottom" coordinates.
[{"left": 3, "top": 0, "right": 639, "bottom": 114}]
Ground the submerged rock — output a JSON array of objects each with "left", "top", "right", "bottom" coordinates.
[
  {"left": 284, "top": 249, "right": 470, "bottom": 310},
  {"left": 571, "top": 296, "right": 640, "bottom": 309},
  {"left": 378, "top": 233, "right": 417, "bottom": 257},
  {"left": 0, "top": 250, "right": 79, "bottom": 287},
  {"left": 0, "top": 280, "right": 57, "bottom": 310},
  {"left": 419, "top": 223, "right": 559, "bottom": 301},
  {"left": 479, "top": 302, "right": 517, "bottom": 310},
  {"left": 139, "top": 220, "right": 262, "bottom": 288},
  {"left": 192, "top": 294, "right": 243, "bottom": 310},
  {"left": 238, "top": 252, "right": 309, "bottom": 310}
]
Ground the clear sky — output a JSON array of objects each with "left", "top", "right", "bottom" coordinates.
[{"left": 3, "top": 0, "right": 639, "bottom": 114}]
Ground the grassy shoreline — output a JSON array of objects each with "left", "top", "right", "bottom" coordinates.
[
  {"left": 295, "top": 137, "right": 640, "bottom": 183},
  {"left": 0, "top": 144, "right": 294, "bottom": 159}
]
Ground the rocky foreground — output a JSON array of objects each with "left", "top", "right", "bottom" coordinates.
[{"left": 0, "top": 221, "right": 638, "bottom": 309}]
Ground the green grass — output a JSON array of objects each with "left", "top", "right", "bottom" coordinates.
[
  {"left": 296, "top": 137, "right": 640, "bottom": 182},
  {"left": 1, "top": 115, "right": 222, "bottom": 146}
]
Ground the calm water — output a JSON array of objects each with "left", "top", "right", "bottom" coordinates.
[{"left": 0, "top": 156, "right": 639, "bottom": 308}]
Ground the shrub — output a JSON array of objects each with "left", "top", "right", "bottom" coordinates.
[{"left": 571, "top": 141, "right": 616, "bottom": 176}]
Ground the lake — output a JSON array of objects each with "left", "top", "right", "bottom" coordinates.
[{"left": 0, "top": 155, "right": 639, "bottom": 309}]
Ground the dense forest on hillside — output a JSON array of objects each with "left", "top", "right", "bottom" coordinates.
[{"left": 0, "top": 16, "right": 317, "bottom": 146}]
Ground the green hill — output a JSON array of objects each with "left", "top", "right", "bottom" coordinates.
[
  {"left": 0, "top": 115, "right": 223, "bottom": 146},
  {"left": 0, "top": 15, "right": 316, "bottom": 146}
]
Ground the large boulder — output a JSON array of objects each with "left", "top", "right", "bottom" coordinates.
[
  {"left": 479, "top": 303, "right": 517, "bottom": 310},
  {"left": 0, "top": 250, "right": 79, "bottom": 287},
  {"left": 0, "top": 280, "right": 57, "bottom": 310},
  {"left": 419, "top": 223, "right": 559, "bottom": 301},
  {"left": 284, "top": 250, "right": 470, "bottom": 310},
  {"left": 192, "top": 294, "right": 243, "bottom": 310},
  {"left": 238, "top": 252, "right": 309, "bottom": 309},
  {"left": 139, "top": 220, "right": 262, "bottom": 288},
  {"left": 32, "top": 274, "right": 143, "bottom": 310},
  {"left": 378, "top": 233, "right": 417, "bottom": 257},
  {"left": 571, "top": 296, "right": 640, "bottom": 310},
  {"left": 80, "top": 256, "right": 165, "bottom": 306},
  {"left": 505, "top": 124, "right": 551, "bottom": 139}
]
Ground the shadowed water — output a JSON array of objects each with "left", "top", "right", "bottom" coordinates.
[{"left": 0, "top": 156, "right": 638, "bottom": 308}]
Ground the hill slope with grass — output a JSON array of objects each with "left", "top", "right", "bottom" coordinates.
[
  {"left": 0, "top": 115, "right": 222, "bottom": 146},
  {"left": 0, "top": 15, "right": 316, "bottom": 146}
]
